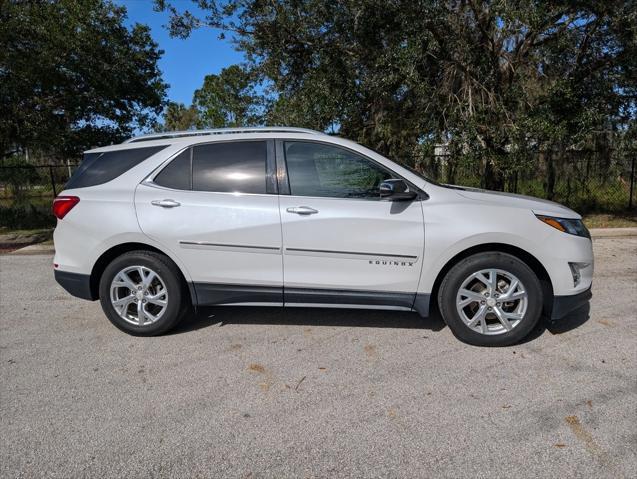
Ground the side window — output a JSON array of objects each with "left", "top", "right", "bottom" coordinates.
[
  {"left": 193, "top": 141, "right": 267, "bottom": 194},
  {"left": 66, "top": 145, "right": 168, "bottom": 189},
  {"left": 154, "top": 149, "right": 192, "bottom": 190},
  {"left": 284, "top": 142, "right": 392, "bottom": 199}
]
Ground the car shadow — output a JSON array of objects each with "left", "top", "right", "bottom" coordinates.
[
  {"left": 172, "top": 304, "right": 447, "bottom": 335},
  {"left": 519, "top": 302, "right": 592, "bottom": 343},
  {"left": 170, "top": 302, "right": 592, "bottom": 342}
]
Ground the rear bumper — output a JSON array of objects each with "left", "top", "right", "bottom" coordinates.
[
  {"left": 550, "top": 286, "right": 592, "bottom": 320},
  {"left": 54, "top": 270, "right": 95, "bottom": 301}
]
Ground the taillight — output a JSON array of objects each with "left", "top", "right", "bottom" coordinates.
[{"left": 52, "top": 196, "right": 80, "bottom": 219}]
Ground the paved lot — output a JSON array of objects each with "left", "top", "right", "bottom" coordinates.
[{"left": 1, "top": 238, "right": 636, "bottom": 478}]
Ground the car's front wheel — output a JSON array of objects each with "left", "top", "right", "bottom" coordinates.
[
  {"left": 438, "top": 252, "right": 543, "bottom": 346},
  {"left": 99, "top": 250, "right": 189, "bottom": 335}
]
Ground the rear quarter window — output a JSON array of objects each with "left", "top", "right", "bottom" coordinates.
[
  {"left": 153, "top": 149, "right": 192, "bottom": 190},
  {"left": 66, "top": 145, "right": 168, "bottom": 189}
]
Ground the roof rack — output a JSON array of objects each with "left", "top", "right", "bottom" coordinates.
[{"left": 124, "top": 127, "right": 325, "bottom": 144}]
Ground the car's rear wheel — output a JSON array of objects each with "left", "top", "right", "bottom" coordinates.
[
  {"left": 99, "top": 250, "right": 188, "bottom": 335},
  {"left": 438, "top": 252, "right": 543, "bottom": 346}
]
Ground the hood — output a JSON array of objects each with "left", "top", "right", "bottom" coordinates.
[{"left": 445, "top": 185, "right": 581, "bottom": 219}]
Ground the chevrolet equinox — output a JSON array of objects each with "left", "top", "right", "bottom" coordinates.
[{"left": 52, "top": 127, "right": 593, "bottom": 346}]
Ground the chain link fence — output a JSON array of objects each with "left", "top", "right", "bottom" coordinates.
[
  {"left": 1, "top": 150, "right": 635, "bottom": 230},
  {"left": 415, "top": 149, "right": 636, "bottom": 213}
]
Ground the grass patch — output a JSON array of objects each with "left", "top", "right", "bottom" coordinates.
[
  {"left": 0, "top": 227, "right": 52, "bottom": 236},
  {"left": 583, "top": 213, "right": 637, "bottom": 229},
  {"left": 0, "top": 227, "right": 53, "bottom": 244}
]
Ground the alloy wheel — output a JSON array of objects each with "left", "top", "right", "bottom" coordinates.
[
  {"left": 455, "top": 268, "right": 528, "bottom": 335},
  {"left": 109, "top": 265, "right": 168, "bottom": 326}
]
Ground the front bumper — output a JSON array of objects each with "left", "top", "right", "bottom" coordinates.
[
  {"left": 550, "top": 286, "right": 592, "bottom": 320},
  {"left": 531, "top": 223, "right": 594, "bottom": 297},
  {"left": 54, "top": 270, "right": 95, "bottom": 301}
]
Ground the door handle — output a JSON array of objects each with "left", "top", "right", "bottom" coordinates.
[
  {"left": 286, "top": 206, "right": 319, "bottom": 215},
  {"left": 151, "top": 199, "right": 181, "bottom": 208}
]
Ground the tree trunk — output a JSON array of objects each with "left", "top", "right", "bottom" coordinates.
[
  {"left": 482, "top": 158, "right": 505, "bottom": 191},
  {"left": 545, "top": 152, "right": 556, "bottom": 200}
]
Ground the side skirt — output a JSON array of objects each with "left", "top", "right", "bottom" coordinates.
[
  {"left": 284, "top": 287, "right": 415, "bottom": 309},
  {"left": 191, "top": 283, "right": 431, "bottom": 317},
  {"left": 194, "top": 283, "right": 283, "bottom": 305}
]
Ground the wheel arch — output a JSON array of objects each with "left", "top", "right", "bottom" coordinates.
[
  {"left": 429, "top": 243, "right": 554, "bottom": 317},
  {"left": 89, "top": 242, "right": 196, "bottom": 305}
]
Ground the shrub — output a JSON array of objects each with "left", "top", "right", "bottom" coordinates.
[{"left": 0, "top": 203, "right": 55, "bottom": 229}]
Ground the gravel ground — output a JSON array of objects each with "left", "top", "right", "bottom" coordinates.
[{"left": 1, "top": 238, "right": 636, "bottom": 478}]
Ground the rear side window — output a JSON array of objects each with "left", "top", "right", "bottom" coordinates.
[
  {"left": 66, "top": 145, "right": 167, "bottom": 189},
  {"left": 192, "top": 141, "right": 267, "bottom": 194},
  {"left": 153, "top": 149, "right": 192, "bottom": 190}
]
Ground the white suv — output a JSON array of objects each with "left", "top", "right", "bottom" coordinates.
[{"left": 53, "top": 127, "right": 593, "bottom": 346}]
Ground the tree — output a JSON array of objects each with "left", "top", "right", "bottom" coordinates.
[
  {"left": 160, "top": 102, "right": 200, "bottom": 131},
  {"left": 155, "top": 0, "right": 635, "bottom": 190},
  {"left": 193, "top": 65, "right": 260, "bottom": 128},
  {"left": 0, "top": 0, "right": 167, "bottom": 160},
  {"left": 158, "top": 65, "right": 259, "bottom": 131},
  {"left": 427, "top": 1, "right": 636, "bottom": 190}
]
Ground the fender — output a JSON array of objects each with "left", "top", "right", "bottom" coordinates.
[
  {"left": 89, "top": 232, "right": 195, "bottom": 286},
  {"left": 418, "top": 231, "right": 554, "bottom": 295}
]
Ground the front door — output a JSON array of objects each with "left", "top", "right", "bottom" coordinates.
[
  {"left": 135, "top": 140, "right": 283, "bottom": 305},
  {"left": 278, "top": 141, "right": 424, "bottom": 309}
]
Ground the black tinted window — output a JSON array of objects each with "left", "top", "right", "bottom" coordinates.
[
  {"left": 154, "top": 149, "right": 192, "bottom": 190},
  {"left": 193, "top": 141, "right": 267, "bottom": 194},
  {"left": 66, "top": 145, "right": 167, "bottom": 189},
  {"left": 284, "top": 142, "right": 392, "bottom": 199}
]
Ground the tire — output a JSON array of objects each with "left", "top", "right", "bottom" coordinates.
[
  {"left": 437, "top": 252, "right": 543, "bottom": 347},
  {"left": 99, "top": 250, "right": 189, "bottom": 336}
]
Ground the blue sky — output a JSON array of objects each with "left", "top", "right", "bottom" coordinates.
[{"left": 117, "top": 0, "right": 244, "bottom": 105}]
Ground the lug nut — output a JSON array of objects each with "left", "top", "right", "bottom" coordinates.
[
  {"left": 137, "top": 286, "right": 142, "bottom": 290},
  {"left": 496, "top": 302, "right": 501, "bottom": 307},
  {"left": 494, "top": 294, "right": 499, "bottom": 298},
  {"left": 488, "top": 307, "right": 492, "bottom": 311},
  {"left": 480, "top": 300, "right": 486, "bottom": 305}
]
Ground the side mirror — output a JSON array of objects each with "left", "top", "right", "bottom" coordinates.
[{"left": 379, "top": 179, "right": 418, "bottom": 201}]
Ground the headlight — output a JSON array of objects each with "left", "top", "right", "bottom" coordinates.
[{"left": 535, "top": 215, "right": 590, "bottom": 238}]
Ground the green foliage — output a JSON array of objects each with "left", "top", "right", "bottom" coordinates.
[
  {"left": 193, "top": 65, "right": 260, "bottom": 127},
  {"left": 0, "top": 203, "right": 54, "bottom": 229},
  {"left": 160, "top": 102, "right": 200, "bottom": 131},
  {"left": 0, "top": 0, "right": 168, "bottom": 158},
  {"left": 159, "top": 65, "right": 260, "bottom": 131},
  {"left": 156, "top": 0, "right": 636, "bottom": 192}
]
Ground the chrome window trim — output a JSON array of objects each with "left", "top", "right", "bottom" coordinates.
[
  {"left": 140, "top": 137, "right": 427, "bottom": 201},
  {"left": 277, "top": 138, "right": 428, "bottom": 200},
  {"left": 141, "top": 181, "right": 280, "bottom": 198},
  {"left": 142, "top": 138, "right": 276, "bottom": 196}
]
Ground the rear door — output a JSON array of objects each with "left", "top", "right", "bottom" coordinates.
[
  {"left": 135, "top": 140, "right": 283, "bottom": 305},
  {"left": 277, "top": 140, "right": 425, "bottom": 308}
]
